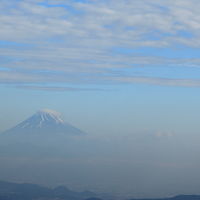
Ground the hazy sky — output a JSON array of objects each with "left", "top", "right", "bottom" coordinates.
[{"left": 1, "top": 0, "right": 200, "bottom": 198}]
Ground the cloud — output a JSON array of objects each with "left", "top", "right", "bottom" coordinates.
[
  {"left": 1, "top": 0, "right": 199, "bottom": 46},
  {"left": 154, "top": 130, "right": 175, "bottom": 138},
  {"left": 111, "top": 76, "right": 200, "bottom": 87},
  {"left": 1, "top": 0, "right": 200, "bottom": 89},
  {"left": 16, "top": 85, "right": 105, "bottom": 92}
]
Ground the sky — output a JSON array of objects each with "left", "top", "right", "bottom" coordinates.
[{"left": 1, "top": 0, "right": 200, "bottom": 198}]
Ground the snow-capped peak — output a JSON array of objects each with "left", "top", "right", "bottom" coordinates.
[
  {"left": 2, "top": 109, "right": 85, "bottom": 136},
  {"left": 37, "top": 109, "right": 64, "bottom": 124}
]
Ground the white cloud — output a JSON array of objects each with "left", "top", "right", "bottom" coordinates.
[
  {"left": 112, "top": 76, "right": 200, "bottom": 87},
  {"left": 1, "top": 0, "right": 200, "bottom": 89},
  {"left": 155, "top": 130, "right": 175, "bottom": 138}
]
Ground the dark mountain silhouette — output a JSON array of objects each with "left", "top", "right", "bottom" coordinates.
[
  {"left": 0, "top": 180, "right": 97, "bottom": 200},
  {"left": 85, "top": 198, "right": 103, "bottom": 200},
  {"left": 130, "top": 195, "right": 200, "bottom": 200},
  {"left": 0, "top": 181, "right": 200, "bottom": 200}
]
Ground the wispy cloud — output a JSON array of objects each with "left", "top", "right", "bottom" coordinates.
[
  {"left": 111, "top": 76, "right": 200, "bottom": 87},
  {"left": 16, "top": 85, "right": 105, "bottom": 92},
  {"left": 1, "top": 0, "right": 200, "bottom": 89}
]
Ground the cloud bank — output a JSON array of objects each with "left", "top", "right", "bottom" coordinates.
[{"left": 1, "top": 0, "right": 200, "bottom": 89}]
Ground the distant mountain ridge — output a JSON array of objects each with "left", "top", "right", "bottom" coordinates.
[
  {"left": 131, "top": 195, "right": 200, "bottom": 200},
  {"left": 0, "top": 180, "right": 97, "bottom": 200},
  {"left": 0, "top": 180, "right": 200, "bottom": 200}
]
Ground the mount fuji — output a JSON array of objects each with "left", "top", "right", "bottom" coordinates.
[
  {"left": 2, "top": 109, "right": 85, "bottom": 136},
  {"left": 0, "top": 109, "right": 87, "bottom": 157}
]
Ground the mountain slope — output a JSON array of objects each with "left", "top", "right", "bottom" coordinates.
[
  {"left": 0, "top": 109, "right": 87, "bottom": 157},
  {"left": 2, "top": 109, "right": 85, "bottom": 136}
]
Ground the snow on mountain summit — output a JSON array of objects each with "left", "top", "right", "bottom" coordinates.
[
  {"left": 2, "top": 109, "right": 85, "bottom": 135},
  {"left": 36, "top": 109, "right": 64, "bottom": 125}
]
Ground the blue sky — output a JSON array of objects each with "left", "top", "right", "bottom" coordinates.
[
  {"left": 1, "top": 0, "right": 200, "bottom": 143},
  {"left": 1, "top": 0, "right": 200, "bottom": 197}
]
